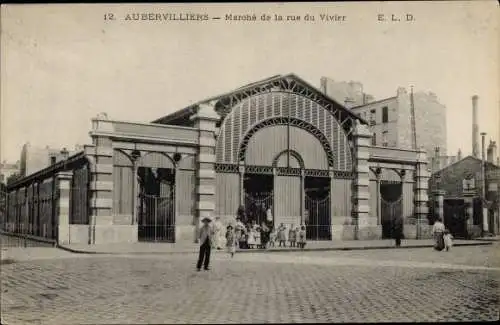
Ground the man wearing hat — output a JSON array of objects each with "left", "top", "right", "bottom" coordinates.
[{"left": 197, "top": 216, "right": 214, "bottom": 271}]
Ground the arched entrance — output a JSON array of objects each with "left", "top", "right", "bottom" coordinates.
[
  {"left": 238, "top": 118, "right": 334, "bottom": 240},
  {"left": 213, "top": 81, "right": 357, "bottom": 240},
  {"left": 136, "top": 152, "right": 176, "bottom": 242},
  {"left": 380, "top": 169, "right": 403, "bottom": 239}
]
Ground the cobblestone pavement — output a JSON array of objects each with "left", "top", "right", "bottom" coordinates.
[
  {"left": 1, "top": 247, "right": 498, "bottom": 324},
  {"left": 292, "top": 242, "right": 500, "bottom": 268}
]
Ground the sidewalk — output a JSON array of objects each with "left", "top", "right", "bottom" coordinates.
[
  {"left": 475, "top": 235, "right": 500, "bottom": 242},
  {"left": 58, "top": 239, "right": 493, "bottom": 255}
]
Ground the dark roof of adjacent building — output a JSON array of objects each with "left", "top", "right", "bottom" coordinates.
[
  {"left": 431, "top": 155, "right": 500, "bottom": 176},
  {"left": 152, "top": 73, "right": 368, "bottom": 127}
]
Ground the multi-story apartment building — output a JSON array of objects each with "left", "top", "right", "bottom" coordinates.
[
  {"left": 320, "top": 77, "right": 448, "bottom": 161},
  {"left": 19, "top": 143, "right": 83, "bottom": 177}
]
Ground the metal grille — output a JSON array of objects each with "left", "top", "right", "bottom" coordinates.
[
  {"left": 238, "top": 117, "right": 335, "bottom": 167},
  {"left": 216, "top": 91, "right": 353, "bottom": 170},
  {"left": 305, "top": 194, "right": 331, "bottom": 241},
  {"left": 381, "top": 197, "right": 403, "bottom": 239},
  {"left": 244, "top": 191, "right": 273, "bottom": 225},
  {"left": 70, "top": 166, "right": 89, "bottom": 224},
  {"left": 138, "top": 194, "right": 175, "bottom": 242}
]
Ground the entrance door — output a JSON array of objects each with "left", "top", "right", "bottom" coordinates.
[
  {"left": 443, "top": 199, "right": 466, "bottom": 238},
  {"left": 244, "top": 174, "right": 273, "bottom": 225},
  {"left": 137, "top": 167, "right": 175, "bottom": 242},
  {"left": 304, "top": 176, "right": 331, "bottom": 240},
  {"left": 274, "top": 175, "right": 301, "bottom": 229},
  {"left": 380, "top": 182, "right": 402, "bottom": 239}
]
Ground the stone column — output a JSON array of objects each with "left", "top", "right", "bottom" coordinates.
[
  {"left": 239, "top": 163, "right": 245, "bottom": 207},
  {"left": 352, "top": 120, "right": 378, "bottom": 239},
  {"left": 433, "top": 190, "right": 446, "bottom": 222},
  {"left": 56, "top": 171, "right": 73, "bottom": 245},
  {"left": 463, "top": 190, "right": 475, "bottom": 239},
  {"left": 190, "top": 103, "right": 218, "bottom": 243},
  {"left": 301, "top": 169, "right": 306, "bottom": 226},
  {"left": 374, "top": 168, "right": 382, "bottom": 226},
  {"left": 415, "top": 148, "right": 430, "bottom": 239},
  {"left": 487, "top": 182, "right": 499, "bottom": 235}
]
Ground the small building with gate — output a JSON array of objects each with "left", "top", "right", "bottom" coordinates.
[
  {"left": 429, "top": 155, "right": 500, "bottom": 239},
  {"left": 3, "top": 74, "right": 432, "bottom": 245}
]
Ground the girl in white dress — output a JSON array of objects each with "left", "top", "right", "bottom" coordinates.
[{"left": 247, "top": 225, "right": 256, "bottom": 249}]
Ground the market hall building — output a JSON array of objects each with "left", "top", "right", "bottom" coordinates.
[{"left": 4, "top": 74, "right": 431, "bottom": 245}]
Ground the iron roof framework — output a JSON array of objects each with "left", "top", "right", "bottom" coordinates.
[{"left": 152, "top": 73, "right": 368, "bottom": 133}]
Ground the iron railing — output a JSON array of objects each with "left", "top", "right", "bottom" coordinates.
[
  {"left": 137, "top": 194, "right": 175, "bottom": 242},
  {"left": 305, "top": 194, "right": 331, "bottom": 240},
  {"left": 244, "top": 191, "right": 273, "bottom": 225}
]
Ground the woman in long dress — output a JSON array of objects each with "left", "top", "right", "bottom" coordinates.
[
  {"left": 213, "top": 216, "right": 225, "bottom": 250},
  {"left": 432, "top": 217, "right": 446, "bottom": 251}
]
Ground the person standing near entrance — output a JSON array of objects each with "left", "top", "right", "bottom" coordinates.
[
  {"left": 393, "top": 215, "right": 404, "bottom": 247},
  {"left": 213, "top": 216, "right": 224, "bottom": 250},
  {"left": 432, "top": 217, "right": 446, "bottom": 251},
  {"left": 197, "top": 217, "right": 214, "bottom": 271}
]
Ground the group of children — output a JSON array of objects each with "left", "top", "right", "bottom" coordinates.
[
  {"left": 271, "top": 223, "right": 307, "bottom": 248},
  {"left": 224, "top": 222, "right": 307, "bottom": 257}
]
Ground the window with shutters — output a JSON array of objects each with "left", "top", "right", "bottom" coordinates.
[{"left": 382, "top": 106, "right": 389, "bottom": 123}]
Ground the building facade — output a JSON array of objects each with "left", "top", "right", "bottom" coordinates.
[
  {"left": 321, "top": 77, "right": 447, "bottom": 160},
  {"left": 4, "top": 74, "right": 432, "bottom": 245},
  {"left": 20, "top": 143, "right": 83, "bottom": 177},
  {"left": 0, "top": 161, "right": 20, "bottom": 184},
  {"left": 429, "top": 156, "right": 500, "bottom": 238}
]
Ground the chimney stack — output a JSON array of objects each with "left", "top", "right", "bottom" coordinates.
[
  {"left": 487, "top": 140, "right": 497, "bottom": 164},
  {"left": 457, "top": 148, "right": 462, "bottom": 161},
  {"left": 472, "top": 95, "right": 480, "bottom": 158},
  {"left": 434, "top": 147, "right": 441, "bottom": 171}
]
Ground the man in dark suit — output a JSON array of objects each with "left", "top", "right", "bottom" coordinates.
[
  {"left": 393, "top": 215, "right": 404, "bottom": 247},
  {"left": 197, "top": 216, "right": 214, "bottom": 271}
]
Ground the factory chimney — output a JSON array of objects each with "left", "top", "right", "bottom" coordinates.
[
  {"left": 434, "top": 147, "right": 441, "bottom": 171},
  {"left": 487, "top": 140, "right": 497, "bottom": 164},
  {"left": 472, "top": 95, "right": 480, "bottom": 158}
]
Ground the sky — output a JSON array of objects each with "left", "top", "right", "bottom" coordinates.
[{"left": 1, "top": 2, "right": 499, "bottom": 162}]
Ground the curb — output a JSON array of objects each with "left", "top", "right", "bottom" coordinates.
[
  {"left": 0, "top": 231, "right": 57, "bottom": 247},
  {"left": 57, "top": 241, "right": 493, "bottom": 256}
]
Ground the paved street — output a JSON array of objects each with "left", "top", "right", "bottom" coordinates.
[{"left": 1, "top": 245, "right": 499, "bottom": 324}]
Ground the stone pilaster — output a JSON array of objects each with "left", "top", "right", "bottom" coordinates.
[
  {"left": 88, "top": 119, "right": 115, "bottom": 243},
  {"left": 463, "top": 190, "right": 475, "bottom": 238},
  {"left": 352, "top": 121, "right": 379, "bottom": 239},
  {"left": 415, "top": 148, "right": 431, "bottom": 239},
  {"left": 190, "top": 103, "right": 218, "bottom": 243},
  {"left": 56, "top": 171, "right": 73, "bottom": 245},
  {"left": 433, "top": 190, "right": 446, "bottom": 222},
  {"left": 239, "top": 163, "right": 245, "bottom": 207}
]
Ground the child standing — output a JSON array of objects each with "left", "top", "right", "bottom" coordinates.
[
  {"left": 247, "top": 225, "right": 256, "bottom": 249},
  {"left": 277, "top": 223, "right": 287, "bottom": 247},
  {"left": 298, "top": 225, "right": 307, "bottom": 249},
  {"left": 225, "top": 225, "right": 237, "bottom": 257},
  {"left": 255, "top": 226, "right": 262, "bottom": 249},
  {"left": 269, "top": 227, "right": 276, "bottom": 247},
  {"left": 288, "top": 224, "right": 297, "bottom": 247},
  {"left": 443, "top": 229, "right": 453, "bottom": 252}
]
